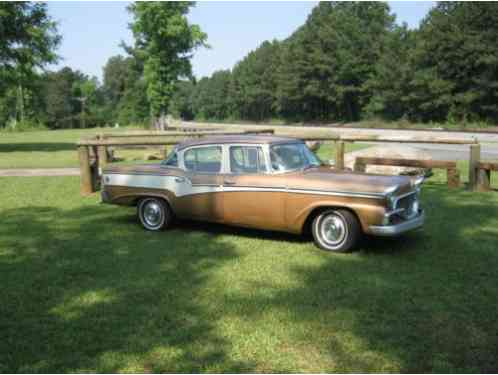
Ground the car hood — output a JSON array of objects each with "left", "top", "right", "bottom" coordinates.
[{"left": 285, "top": 166, "right": 413, "bottom": 196}]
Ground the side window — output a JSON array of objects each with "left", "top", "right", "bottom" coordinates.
[
  {"left": 230, "top": 146, "right": 268, "bottom": 174},
  {"left": 183, "top": 146, "right": 222, "bottom": 173}
]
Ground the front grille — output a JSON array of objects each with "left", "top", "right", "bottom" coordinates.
[{"left": 395, "top": 192, "right": 418, "bottom": 219}]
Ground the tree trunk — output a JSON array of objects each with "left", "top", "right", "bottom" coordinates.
[{"left": 17, "top": 85, "right": 25, "bottom": 123}]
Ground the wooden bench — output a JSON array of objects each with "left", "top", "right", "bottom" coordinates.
[{"left": 353, "top": 157, "right": 460, "bottom": 189}]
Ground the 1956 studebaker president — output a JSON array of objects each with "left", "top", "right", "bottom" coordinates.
[{"left": 101, "top": 135, "right": 424, "bottom": 252}]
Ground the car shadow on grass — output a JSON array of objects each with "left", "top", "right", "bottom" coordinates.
[{"left": 0, "top": 205, "right": 261, "bottom": 373}]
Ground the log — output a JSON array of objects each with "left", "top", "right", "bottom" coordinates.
[
  {"left": 78, "top": 146, "right": 93, "bottom": 196},
  {"left": 353, "top": 156, "right": 460, "bottom": 189},
  {"left": 99, "top": 129, "right": 274, "bottom": 138},
  {"left": 468, "top": 144, "right": 481, "bottom": 191},
  {"left": 273, "top": 132, "right": 478, "bottom": 145},
  {"left": 78, "top": 139, "right": 180, "bottom": 146},
  {"left": 354, "top": 160, "right": 366, "bottom": 172},
  {"left": 354, "top": 157, "right": 456, "bottom": 169},
  {"left": 335, "top": 141, "right": 345, "bottom": 170}
]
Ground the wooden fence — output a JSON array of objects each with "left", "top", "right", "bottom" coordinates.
[{"left": 77, "top": 127, "right": 495, "bottom": 195}]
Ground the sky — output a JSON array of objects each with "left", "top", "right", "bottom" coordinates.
[{"left": 47, "top": 1, "right": 436, "bottom": 82}]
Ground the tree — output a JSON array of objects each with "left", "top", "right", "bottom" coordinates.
[
  {"left": 231, "top": 40, "right": 281, "bottom": 121},
  {"left": 191, "top": 70, "right": 232, "bottom": 120},
  {"left": 0, "top": 2, "right": 60, "bottom": 123},
  {"left": 127, "top": 2, "right": 207, "bottom": 128},
  {"left": 276, "top": 2, "right": 395, "bottom": 122},
  {"left": 41, "top": 67, "right": 87, "bottom": 129},
  {"left": 169, "top": 80, "right": 195, "bottom": 120},
  {"left": 364, "top": 24, "right": 416, "bottom": 120},
  {"left": 410, "top": 2, "right": 498, "bottom": 123},
  {"left": 102, "top": 54, "right": 148, "bottom": 125}
]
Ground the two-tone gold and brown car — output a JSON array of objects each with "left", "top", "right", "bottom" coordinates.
[{"left": 101, "top": 135, "right": 424, "bottom": 252}]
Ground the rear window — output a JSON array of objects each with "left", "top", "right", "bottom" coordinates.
[
  {"left": 230, "top": 146, "right": 267, "bottom": 173},
  {"left": 184, "top": 146, "right": 222, "bottom": 173}
]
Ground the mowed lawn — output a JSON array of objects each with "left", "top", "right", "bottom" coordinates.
[{"left": 1, "top": 138, "right": 498, "bottom": 372}]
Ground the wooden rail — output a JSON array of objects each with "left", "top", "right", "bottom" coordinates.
[
  {"left": 353, "top": 157, "right": 460, "bottom": 189},
  {"left": 98, "top": 128, "right": 275, "bottom": 138},
  {"left": 290, "top": 135, "right": 478, "bottom": 145}
]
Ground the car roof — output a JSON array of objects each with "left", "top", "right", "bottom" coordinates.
[{"left": 176, "top": 134, "right": 302, "bottom": 150}]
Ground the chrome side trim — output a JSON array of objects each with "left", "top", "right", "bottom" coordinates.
[
  {"left": 290, "top": 187, "right": 384, "bottom": 200},
  {"left": 222, "top": 186, "right": 384, "bottom": 199},
  {"left": 368, "top": 210, "right": 424, "bottom": 236},
  {"left": 104, "top": 173, "right": 386, "bottom": 200}
]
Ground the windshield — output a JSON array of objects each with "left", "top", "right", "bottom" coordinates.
[{"left": 270, "top": 143, "right": 322, "bottom": 172}]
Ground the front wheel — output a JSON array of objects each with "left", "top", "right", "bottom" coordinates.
[
  {"left": 312, "top": 209, "right": 361, "bottom": 252},
  {"left": 137, "top": 197, "right": 172, "bottom": 231}
]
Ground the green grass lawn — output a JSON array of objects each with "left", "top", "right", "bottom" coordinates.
[
  {"left": 0, "top": 127, "right": 169, "bottom": 169},
  {"left": 1, "top": 161, "right": 498, "bottom": 372}
]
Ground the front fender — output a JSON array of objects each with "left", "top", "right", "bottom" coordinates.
[{"left": 287, "top": 197, "right": 386, "bottom": 234}]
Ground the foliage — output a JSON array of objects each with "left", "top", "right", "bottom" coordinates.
[
  {"left": 411, "top": 2, "right": 498, "bottom": 123},
  {"left": 191, "top": 71, "right": 232, "bottom": 120},
  {"left": 169, "top": 80, "right": 195, "bottom": 120},
  {"left": 102, "top": 55, "right": 148, "bottom": 126},
  {"left": 0, "top": 2, "right": 60, "bottom": 90},
  {"left": 127, "top": 2, "right": 207, "bottom": 120},
  {"left": 231, "top": 40, "right": 281, "bottom": 121},
  {"left": 179, "top": 2, "right": 498, "bottom": 125},
  {"left": 0, "top": 2, "right": 61, "bottom": 126}
]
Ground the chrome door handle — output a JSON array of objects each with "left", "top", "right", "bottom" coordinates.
[
  {"left": 224, "top": 180, "right": 236, "bottom": 186},
  {"left": 175, "top": 177, "right": 186, "bottom": 183}
]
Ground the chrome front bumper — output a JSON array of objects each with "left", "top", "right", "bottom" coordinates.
[{"left": 369, "top": 210, "right": 425, "bottom": 236}]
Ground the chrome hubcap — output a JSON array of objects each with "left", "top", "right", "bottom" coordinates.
[
  {"left": 143, "top": 201, "right": 163, "bottom": 227},
  {"left": 320, "top": 215, "right": 346, "bottom": 246}
]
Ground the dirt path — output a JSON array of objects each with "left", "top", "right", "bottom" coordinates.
[{"left": 0, "top": 168, "right": 80, "bottom": 177}]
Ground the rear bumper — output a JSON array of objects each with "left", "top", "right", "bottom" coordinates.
[{"left": 368, "top": 210, "right": 424, "bottom": 236}]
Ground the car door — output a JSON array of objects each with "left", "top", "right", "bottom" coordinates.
[
  {"left": 174, "top": 145, "right": 224, "bottom": 222},
  {"left": 222, "top": 144, "right": 286, "bottom": 230}
]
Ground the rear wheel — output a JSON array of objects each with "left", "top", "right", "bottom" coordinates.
[
  {"left": 312, "top": 209, "right": 361, "bottom": 252},
  {"left": 137, "top": 197, "right": 172, "bottom": 231}
]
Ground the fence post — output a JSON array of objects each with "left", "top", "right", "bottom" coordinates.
[
  {"left": 335, "top": 141, "right": 345, "bottom": 170},
  {"left": 468, "top": 143, "right": 481, "bottom": 191},
  {"left": 97, "top": 145, "right": 108, "bottom": 174},
  {"left": 78, "top": 146, "right": 93, "bottom": 196}
]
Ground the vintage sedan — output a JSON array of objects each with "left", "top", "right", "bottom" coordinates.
[{"left": 101, "top": 135, "right": 424, "bottom": 252}]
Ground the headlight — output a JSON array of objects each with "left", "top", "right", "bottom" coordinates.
[
  {"left": 387, "top": 194, "right": 396, "bottom": 210},
  {"left": 411, "top": 198, "right": 419, "bottom": 215},
  {"left": 385, "top": 185, "right": 399, "bottom": 211}
]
